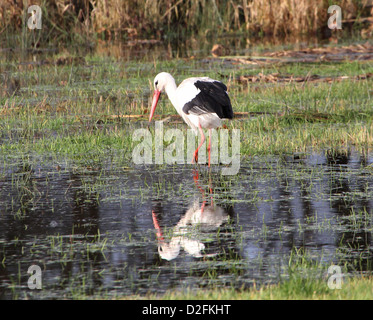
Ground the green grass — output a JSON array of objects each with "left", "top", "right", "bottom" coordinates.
[
  {"left": 127, "top": 247, "right": 373, "bottom": 300},
  {"left": 1, "top": 53, "right": 373, "bottom": 164},
  {"left": 131, "top": 276, "right": 373, "bottom": 300},
  {"left": 114, "top": 244, "right": 373, "bottom": 300},
  {"left": 1, "top": 41, "right": 373, "bottom": 300}
]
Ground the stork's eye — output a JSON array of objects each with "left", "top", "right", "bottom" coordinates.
[{"left": 155, "top": 80, "right": 158, "bottom": 87}]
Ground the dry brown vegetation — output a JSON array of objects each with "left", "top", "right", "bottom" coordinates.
[{"left": 0, "top": 0, "right": 372, "bottom": 41}]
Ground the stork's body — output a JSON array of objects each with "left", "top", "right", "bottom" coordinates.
[{"left": 149, "top": 72, "right": 233, "bottom": 166}]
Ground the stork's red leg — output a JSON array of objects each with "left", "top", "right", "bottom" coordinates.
[
  {"left": 207, "top": 128, "right": 212, "bottom": 167},
  {"left": 208, "top": 175, "right": 214, "bottom": 206},
  {"left": 192, "top": 169, "right": 206, "bottom": 214},
  {"left": 192, "top": 122, "right": 205, "bottom": 164}
]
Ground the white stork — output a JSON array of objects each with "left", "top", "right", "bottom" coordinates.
[
  {"left": 148, "top": 72, "right": 233, "bottom": 167},
  {"left": 152, "top": 203, "right": 228, "bottom": 261}
]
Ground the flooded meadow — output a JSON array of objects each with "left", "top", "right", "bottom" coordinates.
[{"left": 1, "top": 36, "right": 373, "bottom": 299}]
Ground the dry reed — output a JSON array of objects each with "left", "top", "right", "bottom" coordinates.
[{"left": 0, "top": 0, "right": 372, "bottom": 40}]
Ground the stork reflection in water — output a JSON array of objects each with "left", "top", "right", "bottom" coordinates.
[{"left": 151, "top": 168, "right": 232, "bottom": 261}]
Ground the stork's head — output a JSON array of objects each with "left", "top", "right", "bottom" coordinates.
[
  {"left": 149, "top": 72, "right": 175, "bottom": 123},
  {"left": 153, "top": 72, "right": 174, "bottom": 92}
]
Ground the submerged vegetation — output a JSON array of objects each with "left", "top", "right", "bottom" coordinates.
[
  {"left": 1, "top": 0, "right": 373, "bottom": 302},
  {"left": 1, "top": 40, "right": 372, "bottom": 299}
]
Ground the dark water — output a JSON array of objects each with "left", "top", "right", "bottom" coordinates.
[
  {"left": 0, "top": 148, "right": 372, "bottom": 299},
  {"left": 1, "top": 34, "right": 372, "bottom": 299}
]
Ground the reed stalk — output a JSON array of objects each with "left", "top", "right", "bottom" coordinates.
[{"left": 1, "top": 0, "right": 371, "bottom": 42}]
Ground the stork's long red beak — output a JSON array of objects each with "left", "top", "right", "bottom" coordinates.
[{"left": 149, "top": 90, "right": 161, "bottom": 122}]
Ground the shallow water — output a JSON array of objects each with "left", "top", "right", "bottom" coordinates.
[
  {"left": 0, "top": 148, "right": 372, "bottom": 299},
  {"left": 1, "top": 35, "right": 373, "bottom": 299}
]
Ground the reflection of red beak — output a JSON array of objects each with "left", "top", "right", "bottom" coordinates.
[
  {"left": 152, "top": 210, "right": 164, "bottom": 241},
  {"left": 149, "top": 90, "right": 161, "bottom": 122}
]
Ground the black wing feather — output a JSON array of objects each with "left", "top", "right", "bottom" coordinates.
[{"left": 182, "top": 80, "right": 233, "bottom": 119}]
